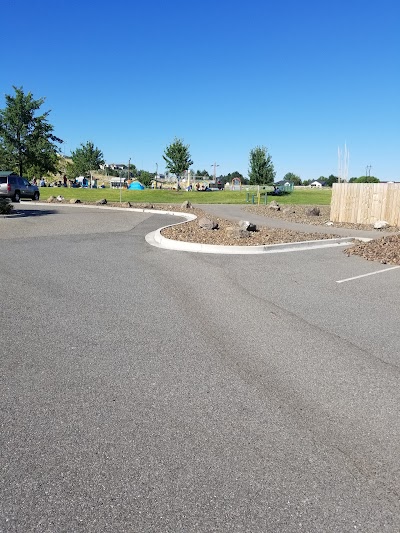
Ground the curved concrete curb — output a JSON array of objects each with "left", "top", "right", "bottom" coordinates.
[
  {"left": 146, "top": 228, "right": 355, "bottom": 255},
  {"left": 27, "top": 201, "right": 357, "bottom": 255}
]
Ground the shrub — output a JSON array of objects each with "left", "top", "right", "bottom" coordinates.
[{"left": 0, "top": 198, "right": 13, "bottom": 214}]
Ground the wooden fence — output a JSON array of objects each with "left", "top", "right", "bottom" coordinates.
[{"left": 330, "top": 183, "right": 400, "bottom": 226}]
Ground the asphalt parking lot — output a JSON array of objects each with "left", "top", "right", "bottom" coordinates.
[{"left": 1, "top": 204, "right": 400, "bottom": 532}]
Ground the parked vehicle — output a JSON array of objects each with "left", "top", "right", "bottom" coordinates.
[{"left": 0, "top": 171, "right": 40, "bottom": 202}]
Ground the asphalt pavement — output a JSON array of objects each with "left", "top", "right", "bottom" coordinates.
[{"left": 1, "top": 204, "right": 400, "bottom": 532}]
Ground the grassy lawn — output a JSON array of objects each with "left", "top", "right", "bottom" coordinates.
[{"left": 37, "top": 186, "right": 332, "bottom": 205}]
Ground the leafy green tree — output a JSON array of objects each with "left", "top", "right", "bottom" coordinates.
[
  {"left": 195, "top": 169, "right": 210, "bottom": 178},
  {"left": 162, "top": 137, "right": 193, "bottom": 187},
  {"left": 0, "top": 86, "right": 63, "bottom": 177},
  {"left": 326, "top": 174, "right": 338, "bottom": 187},
  {"left": 130, "top": 164, "right": 139, "bottom": 178},
  {"left": 248, "top": 146, "right": 275, "bottom": 185},
  {"left": 69, "top": 141, "right": 104, "bottom": 177},
  {"left": 105, "top": 168, "right": 120, "bottom": 177},
  {"left": 283, "top": 172, "right": 302, "bottom": 185},
  {"left": 138, "top": 170, "right": 155, "bottom": 187},
  {"left": 0, "top": 143, "right": 12, "bottom": 170},
  {"left": 353, "top": 176, "right": 380, "bottom": 183},
  {"left": 217, "top": 171, "right": 245, "bottom": 186}
]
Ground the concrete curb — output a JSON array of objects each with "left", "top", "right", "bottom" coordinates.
[
  {"left": 146, "top": 228, "right": 355, "bottom": 254},
  {"left": 23, "top": 201, "right": 358, "bottom": 255},
  {"left": 30, "top": 201, "right": 198, "bottom": 220}
]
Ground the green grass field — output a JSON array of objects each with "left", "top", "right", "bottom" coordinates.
[{"left": 38, "top": 186, "right": 332, "bottom": 205}]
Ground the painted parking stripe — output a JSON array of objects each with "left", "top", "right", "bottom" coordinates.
[{"left": 336, "top": 266, "right": 400, "bottom": 284}]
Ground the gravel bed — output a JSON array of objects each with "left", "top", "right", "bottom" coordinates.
[
  {"left": 245, "top": 204, "right": 400, "bottom": 264},
  {"left": 157, "top": 206, "right": 340, "bottom": 246},
  {"left": 245, "top": 204, "right": 399, "bottom": 232},
  {"left": 345, "top": 234, "right": 400, "bottom": 265}
]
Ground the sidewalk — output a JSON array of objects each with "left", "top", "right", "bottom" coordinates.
[{"left": 194, "top": 204, "right": 393, "bottom": 240}]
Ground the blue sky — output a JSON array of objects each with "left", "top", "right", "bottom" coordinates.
[{"left": 2, "top": 0, "right": 400, "bottom": 181}]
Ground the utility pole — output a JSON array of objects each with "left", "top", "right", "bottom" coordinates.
[{"left": 211, "top": 162, "right": 220, "bottom": 181}]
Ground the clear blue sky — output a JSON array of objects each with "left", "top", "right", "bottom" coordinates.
[{"left": 2, "top": 0, "right": 400, "bottom": 181}]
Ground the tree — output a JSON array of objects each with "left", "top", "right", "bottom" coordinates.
[
  {"left": 69, "top": 141, "right": 104, "bottom": 178},
  {"left": 353, "top": 176, "right": 380, "bottom": 183},
  {"left": 118, "top": 164, "right": 138, "bottom": 180},
  {"left": 326, "top": 174, "right": 338, "bottom": 187},
  {"left": 195, "top": 169, "right": 210, "bottom": 178},
  {"left": 217, "top": 171, "right": 245, "bottom": 187},
  {"left": 162, "top": 137, "right": 193, "bottom": 188},
  {"left": 0, "top": 86, "right": 63, "bottom": 177},
  {"left": 283, "top": 172, "right": 302, "bottom": 185},
  {"left": 138, "top": 170, "right": 155, "bottom": 187},
  {"left": 248, "top": 146, "right": 275, "bottom": 185}
]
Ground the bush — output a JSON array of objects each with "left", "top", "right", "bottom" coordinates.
[{"left": 0, "top": 198, "right": 13, "bottom": 214}]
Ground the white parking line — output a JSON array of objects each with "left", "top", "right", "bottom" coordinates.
[{"left": 336, "top": 266, "right": 400, "bottom": 284}]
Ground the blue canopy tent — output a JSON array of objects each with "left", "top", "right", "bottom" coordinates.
[{"left": 128, "top": 181, "right": 145, "bottom": 190}]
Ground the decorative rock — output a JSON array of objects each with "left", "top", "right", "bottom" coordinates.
[
  {"left": 269, "top": 200, "right": 280, "bottom": 210},
  {"left": 198, "top": 216, "right": 218, "bottom": 230},
  {"left": 306, "top": 207, "right": 320, "bottom": 216},
  {"left": 374, "top": 220, "right": 389, "bottom": 229},
  {"left": 56, "top": 195, "right": 64, "bottom": 201},
  {"left": 225, "top": 226, "right": 250, "bottom": 239},
  {"left": 283, "top": 207, "right": 296, "bottom": 214},
  {"left": 325, "top": 221, "right": 334, "bottom": 226},
  {"left": 96, "top": 199, "right": 107, "bottom": 205},
  {"left": 47, "top": 196, "right": 56, "bottom": 203},
  {"left": 238, "top": 220, "right": 251, "bottom": 230},
  {"left": 69, "top": 198, "right": 81, "bottom": 204},
  {"left": 181, "top": 200, "right": 192, "bottom": 209},
  {"left": 238, "top": 220, "right": 257, "bottom": 231}
]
